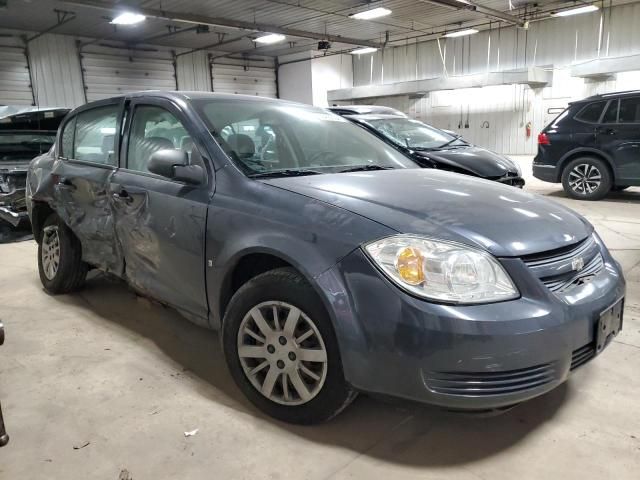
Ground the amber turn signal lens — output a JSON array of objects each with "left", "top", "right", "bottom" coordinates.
[{"left": 395, "top": 247, "right": 425, "bottom": 285}]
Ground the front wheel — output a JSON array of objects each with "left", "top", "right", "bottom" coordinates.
[
  {"left": 222, "top": 268, "right": 356, "bottom": 424},
  {"left": 38, "top": 214, "right": 88, "bottom": 294},
  {"left": 561, "top": 157, "right": 612, "bottom": 201}
]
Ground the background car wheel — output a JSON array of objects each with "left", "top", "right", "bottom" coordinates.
[
  {"left": 222, "top": 267, "right": 356, "bottom": 424},
  {"left": 38, "top": 213, "right": 88, "bottom": 294},
  {"left": 561, "top": 157, "right": 612, "bottom": 201}
]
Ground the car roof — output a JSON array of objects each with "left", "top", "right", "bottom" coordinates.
[
  {"left": 328, "top": 105, "right": 407, "bottom": 116},
  {"left": 344, "top": 113, "right": 410, "bottom": 121},
  {"left": 575, "top": 90, "right": 640, "bottom": 104}
]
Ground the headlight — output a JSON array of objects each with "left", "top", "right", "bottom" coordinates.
[{"left": 364, "top": 236, "right": 519, "bottom": 304}]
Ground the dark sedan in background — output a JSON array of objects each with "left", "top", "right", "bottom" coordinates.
[
  {"left": 330, "top": 105, "right": 525, "bottom": 188},
  {"left": 0, "top": 107, "right": 69, "bottom": 229}
]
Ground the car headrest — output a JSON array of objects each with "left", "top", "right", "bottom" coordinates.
[{"left": 226, "top": 134, "right": 255, "bottom": 158}]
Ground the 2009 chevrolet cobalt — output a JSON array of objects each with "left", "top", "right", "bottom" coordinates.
[{"left": 27, "top": 92, "right": 625, "bottom": 424}]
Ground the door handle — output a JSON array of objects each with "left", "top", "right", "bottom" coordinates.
[
  {"left": 597, "top": 127, "right": 617, "bottom": 135},
  {"left": 112, "top": 188, "right": 133, "bottom": 203},
  {"left": 55, "top": 178, "right": 76, "bottom": 191}
]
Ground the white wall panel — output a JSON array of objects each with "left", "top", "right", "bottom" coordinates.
[
  {"left": 27, "top": 34, "right": 85, "bottom": 108},
  {"left": 81, "top": 48, "right": 176, "bottom": 102},
  {"left": 176, "top": 50, "right": 210, "bottom": 91},
  {"left": 0, "top": 43, "right": 33, "bottom": 106},
  {"left": 211, "top": 60, "right": 276, "bottom": 98}
]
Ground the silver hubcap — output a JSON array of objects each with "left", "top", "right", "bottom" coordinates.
[
  {"left": 569, "top": 163, "right": 602, "bottom": 194},
  {"left": 42, "top": 225, "right": 61, "bottom": 280},
  {"left": 237, "top": 301, "right": 328, "bottom": 406}
]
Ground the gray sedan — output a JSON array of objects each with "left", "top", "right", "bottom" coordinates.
[{"left": 27, "top": 92, "right": 625, "bottom": 424}]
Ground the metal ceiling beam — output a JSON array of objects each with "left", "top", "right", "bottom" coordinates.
[
  {"left": 415, "top": 0, "right": 525, "bottom": 27},
  {"left": 62, "top": 0, "right": 383, "bottom": 48}
]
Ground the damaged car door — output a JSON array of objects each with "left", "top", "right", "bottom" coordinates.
[
  {"left": 50, "top": 101, "right": 123, "bottom": 273},
  {"left": 109, "top": 98, "right": 210, "bottom": 321}
]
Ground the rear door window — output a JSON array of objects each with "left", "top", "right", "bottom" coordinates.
[
  {"left": 73, "top": 106, "right": 119, "bottom": 165},
  {"left": 575, "top": 101, "right": 606, "bottom": 123},
  {"left": 618, "top": 97, "right": 640, "bottom": 123}
]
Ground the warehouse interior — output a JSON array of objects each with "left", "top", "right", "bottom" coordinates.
[{"left": 0, "top": 1, "right": 639, "bottom": 479}]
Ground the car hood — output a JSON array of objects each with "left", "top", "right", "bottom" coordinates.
[
  {"left": 0, "top": 161, "right": 29, "bottom": 173},
  {"left": 261, "top": 169, "right": 591, "bottom": 257},
  {"left": 414, "top": 146, "right": 518, "bottom": 178}
]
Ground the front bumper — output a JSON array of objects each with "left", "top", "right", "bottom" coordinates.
[{"left": 317, "top": 246, "right": 625, "bottom": 410}]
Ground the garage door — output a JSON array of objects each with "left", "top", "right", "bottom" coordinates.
[
  {"left": 0, "top": 46, "right": 33, "bottom": 105},
  {"left": 81, "top": 50, "right": 176, "bottom": 102},
  {"left": 211, "top": 63, "right": 276, "bottom": 98}
]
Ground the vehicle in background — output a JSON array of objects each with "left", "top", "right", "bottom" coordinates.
[
  {"left": 0, "top": 107, "right": 69, "bottom": 228},
  {"left": 329, "top": 105, "right": 525, "bottom": 188},
  {"left": 27, "top": 92, "right": 623, "bottom": 424},
  {"left": 533, "top": 91, "right": 640, "bottom": 200}
]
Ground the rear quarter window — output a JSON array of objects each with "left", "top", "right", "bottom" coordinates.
[{"left": 574, "top": 101, "right": 606, "bottom": 123}]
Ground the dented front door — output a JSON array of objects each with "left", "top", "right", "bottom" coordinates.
[{"left": 109, "top": 98, "right": 210, "bottom": 321}]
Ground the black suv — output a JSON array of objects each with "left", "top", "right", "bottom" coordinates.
[{"left": 533, "top": 91, "right": 640, "bottom": 200}]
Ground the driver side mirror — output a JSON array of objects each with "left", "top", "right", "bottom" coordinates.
[{"left": 148, "top": 149, "right": 205, "bottom": 185}]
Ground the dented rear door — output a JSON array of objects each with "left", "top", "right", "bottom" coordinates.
[
  {"left": 49, "top": 99, "right": 124, "bottom": 273},
  {"left": 109, "top": 97, "right": 210, "bottom": 321}
]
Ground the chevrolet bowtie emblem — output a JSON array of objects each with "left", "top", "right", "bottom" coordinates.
[{"left": 572, "top": 256, "right": 585, "bottom": 271}]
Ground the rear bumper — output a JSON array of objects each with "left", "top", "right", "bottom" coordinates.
[
  {"left": 317, "top": 246, "right": 625, "bottom": 410},
  {"left": 532, "top": 163, "right": 558, "bottom": 183}
]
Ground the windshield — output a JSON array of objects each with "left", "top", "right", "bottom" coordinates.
[
  {"left": 0, "top": 133, "right": 55, "bottom": 162},
  {"left": 364, "top": 117, "right": 465, "bottom": 149},
  {"left": 192, "top": 99, "right": 417, "bottom": 176}
]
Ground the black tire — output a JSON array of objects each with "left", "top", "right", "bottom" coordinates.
[
  {"left": 38, "top": 213, "right": 88, "bottom": 294},
  {"left": 561, "top": 157, "right": 612, "bottom": 201},
  {"left": 612, "top": 185, "right": 630, "bottom": 192},
  {"left": 222, "top": 267, "right": 356, "bottom": 424}
]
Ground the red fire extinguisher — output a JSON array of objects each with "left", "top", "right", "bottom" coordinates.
[{"left": 526, "top": 121, "right": 532, "bottom": 139}]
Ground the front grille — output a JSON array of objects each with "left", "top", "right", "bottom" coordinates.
[
  {"left": 570, "top": 343, "right": 596, "bottom": 371},
  {"left": 425, "top": 363, "right": 556, "bottom": 396},
  {"left": 522, "top": 236, "right": 604, "bottom": 294}
]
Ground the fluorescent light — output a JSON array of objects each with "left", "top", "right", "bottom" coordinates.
[
  {"left": 110, "top": 12, "right": 146, "bottom": 25},
  {"left": 349, "top": 7, "right": 392, "bottom": 20},
  {"left": 254, "top": 33, "right": 286, "bottom": 44},
  {"left": 443, "top": 28, "right": 479, "bottom": 38},
  {"left": 350, "top": 47, "right": 378, "bottom": 55},
  {"left": 552, "top": 5, "right": 598, "bottom": 17}
]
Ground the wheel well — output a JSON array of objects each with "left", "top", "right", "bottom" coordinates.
[
  {"left": 560, "top": 151, "right": 614, "bottom": 181},
  {"left": 220, "top": 253, "right": 293, "bottom": 320},
  {"left": 30, "top": 202, "right": 55, "bottom": 243}
]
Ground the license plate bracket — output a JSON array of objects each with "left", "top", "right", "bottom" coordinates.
[{"left": 596, "top": 298, "right": 624, "bottom": 354}]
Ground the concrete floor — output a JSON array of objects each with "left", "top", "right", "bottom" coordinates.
[{"left": 1, "top": 157, "right": 639, "bottom": 480}]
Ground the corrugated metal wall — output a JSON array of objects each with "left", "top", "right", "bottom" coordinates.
[
  {"left": 27, "top": 34, "right": 85, "bottom": 108},
  {"left": 80, "top": 47, "right": 176, "bottom": 102},
  {"left": 176, "top": 51, "right": 211, "bottom": 91},
  {"left": 211, "top": 58, "right": 277, "bottom": 97},
  {"left": 350, "top": 3, "right": 640, "bottom": 155},
  {"left": 0, "top": 36, "right": 33, "bottom": 106}
]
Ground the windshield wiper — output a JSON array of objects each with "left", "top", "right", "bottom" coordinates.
[
  {"left": 249, "top": 169, "right": 324, "bottom": 178},
  {"left": 338, "top": 165, "right": 395, "bottom": 173}
]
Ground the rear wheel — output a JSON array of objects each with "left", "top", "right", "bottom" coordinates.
[
  {"left": 561, "top": 157, "right": 612, "bottom": 201},
  {"left": 38, "top": 214, "right": 88, "bottom": 294},
  {"left": 222, "top": 267, "right": 356, "bottom": 424}
]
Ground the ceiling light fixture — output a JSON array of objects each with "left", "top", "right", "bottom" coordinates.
[
  {"left": 253, "top": 33, "right": 286, "bottom": 44},
  {"left": 350, "top": 47, "right": 378, "bottom": 55},
  {"left": 110, "top": 12, "right": 146, "bottom": 25},
  {"left": 443, "top": 28, "right": 479, "bottom": 38},
  {"left": 349, "top": 7, "right": 392, "bottom": 20},
  {"left": 551, "top": 5, "right": 599, "bottom": 17}
]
